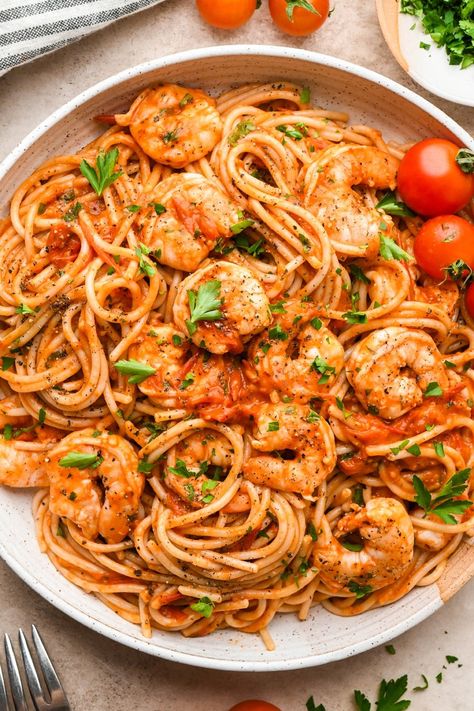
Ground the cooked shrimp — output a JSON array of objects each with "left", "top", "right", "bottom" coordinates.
[
  {"left": 0, "top": 394, "right": 30, "bottom": 428},
  {"left": 139, "top": 173, "right": 240, "bottom": 272},
  {"left": 412, "top": 509, "right": 452, "bottom": 551},
  {"left": 305, "top": 145, "right": 399, "bottom": 258},
  {"left": 0, "top": 439, "right": 49, "bottom": 487},
  {"left": 131, "top": 323, "right": 189, "bottom": 407},
  {"left": 243, "top": 403, "right": 336, "bottom": 497},
  {"left": 131, "top": 323, "right": 248, "bottom": 420},
  {"left": 248, "top": 299, "right": 344, "bottom": 402},
  {"left": 165, "top": 431, "right": 233, "bottom": 508},
  {"left": 173, "top": 260, "right": 271, "bottom": 354},
  {"left": 115, "top": 84, "right": 222, "bottom": 168},
  {"left": 48, "top": 429, "right": 144, "bottom": 543},
  {"left": 412, "top": 280, "right": 459, "bottom": 320},
  {"left": 346, "top": 327, "right": 450, "bottom": 420},
  {"left": 314, "top": 498, "right": 414, "bottom": 591}
]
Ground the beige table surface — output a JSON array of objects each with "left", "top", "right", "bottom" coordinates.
[{"left": 0, "top": 1, "right": 473, "bottom": 709}]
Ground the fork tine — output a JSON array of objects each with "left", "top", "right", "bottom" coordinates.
[
  {"left": 30, "top": 627, "right": 64, "bottom": 697},
  {"left": 0, "top": 661, "right": 10, "bottom": 711},
  {"left": 18, "top": 630, "right": 44, "bottom": 706},
  {"left": 4, "top": 634, "right": 28, "bottom": 711}
]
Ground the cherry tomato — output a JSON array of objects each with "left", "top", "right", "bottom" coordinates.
[
  {"left": 46, "top": 224, "right": 81, "bottom": 268},
  {"left": 269, "top": 0, "right": 329, "bottom": 36},
  {"left": 465, "top": 282, "right": 474, "bottom": 319},
  {"left": 413, "top": 215, "right": 474, "bottom": 280},
  {"left": 228, "top": 702, "right": 282, "bottom": 711},
  {"left": 397, "top": 138, "right": 474, "bottom": 216},
  {"left": 196, "top": 0, "right": 258, "bottom": 29}
]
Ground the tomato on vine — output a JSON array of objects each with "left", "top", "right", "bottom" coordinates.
[{"left": 269, "top": 0, "right": 330, "bottom": 36}]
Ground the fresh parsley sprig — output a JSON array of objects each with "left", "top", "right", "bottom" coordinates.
[
  {"left": 80, "top": 147, "right": 123, "bottom": 196},
  {"left": 355, "top": 674, "right": 411, "bottom": 711},
  {"left": 379, "top": 235, "right": 412, "bottom": 262},
  {"left": 376, "top": 191, "right": 416, "bottom": 217},
  {"left": 186, "top": 280, "right": 223, "bottom": 336},
  {"left": 413, "top": 468, "right": 472, "bottom": 524},
  {"left": 114, "top": 359, "right": 156, "bottom": 384}
]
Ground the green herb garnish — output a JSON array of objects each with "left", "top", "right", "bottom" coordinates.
[
  {"left": 186, "top": 280, "right": 223, "bottom": 336},
  {"left": 80, "top": 147, "right": 122, "bottom": 196},
  {"left": 114, "top": 359, "right": 156, "bottom": 384}
]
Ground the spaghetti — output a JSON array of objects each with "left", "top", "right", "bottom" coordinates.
[{"left": 1, "top": 82, "right": 474, "bottom": 650}]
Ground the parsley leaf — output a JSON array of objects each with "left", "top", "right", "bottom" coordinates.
[
  {"left": 114, "top": 359, "right": 156, "bottom": 384},
  {"left": 413, "top": 674, "right": 429, "bottom": 692},
  {"left": 59, "top": 451, "right": 103, "bottom": 469},
  {"left": 168, "top": 459, "right": 197, "bottom": 478},
  {"left": 413, "top": 468, "right": 472, "bottom": 524},
  {"left": 135, "top": 243, "right": 156, "bottom": 277},
  {"left": 342, "top": 310, "right": 367, "bottom": 324},
  {"left": 228, "top": 119, "right": 255, "bottom": 146},
  {"left": 1, "top": 357, "right": 15, "bottom": 371},
  {"left": 276, "top": 124, "right": 305, "bottom": 140},
  {"left": 306, "top": 697, "right": 326, "bottom": 711},
  {"left": 80, "top": 147, "right": 122, "bottom": 196},
  {"left": 186, "top": 280, "right": 223, "bottom": 336},
  {"left": 354, "top": 690, "right": 371, "bottom": 711},
  {"left": 376, "top": 191, "right": 416, "bottom": 217},
  {"left": 231, "top": 218, "right": 255, "bottom": 234},
  {"left": 379, "top": 235, "right": 412, "bottom": 262},
  {"left": 348, "top": 580, "right": 373, "bottom": 598},
  {"left": 190, "top": 596, "right": 214, "bottom": 618},
  {"left": 376, "top": 674, "right": 411, "bottom": 710},
  {"left": 423, "top": 381, "right": 443, "bottom": 398}
]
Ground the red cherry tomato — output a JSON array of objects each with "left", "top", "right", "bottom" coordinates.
[
  {"left": 397, "top": 138, "right": 474, "bottom": 216},
  {"left": 196, "top": 0, "right": 258, "bottom": 29},
  {"left": 269, "top": 0, "right": 329, "bottom": 36},
  {"left": 465, "top": 282, "right": 474, "bottom": 319},
  {"left": 228, "top": 702, "right": 282, "bottom": 711},
  {"left": 413, "top": 215, "right": 474, "bottom": 280}
]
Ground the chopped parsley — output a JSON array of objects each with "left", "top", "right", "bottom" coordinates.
[
  {"left": 135, "top": 243, "right": 156, "bottom": 277},
  {"left": 401, "top": 0, "right": 474, "bottom": 70}
]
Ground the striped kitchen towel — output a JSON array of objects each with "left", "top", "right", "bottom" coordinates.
[{"left": 0, "top": 0, "right": 167, "bottom": 75}]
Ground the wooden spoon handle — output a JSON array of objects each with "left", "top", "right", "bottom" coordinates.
[{"left": 376, "top": 0, "right": 409, "bottom": 72}]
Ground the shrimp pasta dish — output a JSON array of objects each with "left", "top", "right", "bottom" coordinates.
[{"left": 1, "top": 81, "right": 474, "bottom": 650}]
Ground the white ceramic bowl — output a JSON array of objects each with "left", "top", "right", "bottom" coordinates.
[{"left": 1, "top": 46, "right": 474, "bottom": 671}]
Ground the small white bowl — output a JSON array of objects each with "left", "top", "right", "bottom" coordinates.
[
  {"left": 377, "top": 0, "right": 474, "bottom": 107},
  {"left": 1, "top": 45, "right": 473, "bottom": 671}
]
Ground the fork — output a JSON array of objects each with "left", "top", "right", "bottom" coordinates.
[{"left": 0, "top": 625, "right": 71, "bottom": 711}]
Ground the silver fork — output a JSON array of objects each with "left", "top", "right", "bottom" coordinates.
[{"left": 1, "top": 625, "right": 71, "bottom": 711}]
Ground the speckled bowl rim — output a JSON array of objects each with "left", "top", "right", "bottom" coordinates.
[{"left": 1, "top": 45, "right": 473, "bottom": 672}]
